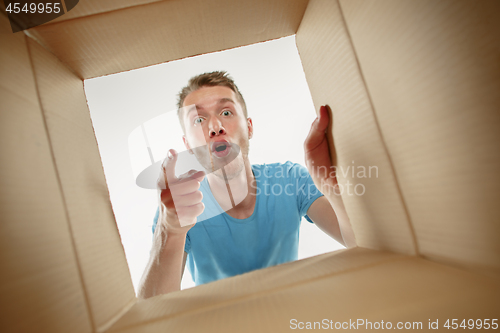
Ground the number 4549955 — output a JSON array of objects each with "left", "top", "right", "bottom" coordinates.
[
  {"left": 6, "top": 2, "right": 61, "bottom": 14},
  {"left": 444, "top": 319, "right": 498, "bottom": 329}
]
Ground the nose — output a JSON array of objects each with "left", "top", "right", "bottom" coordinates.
[
  {"left": 209, "top": 127, "right": 225, "bottom": 138},
  {"left": 208, "top": 119, "right": 226, "bottom": 138}
]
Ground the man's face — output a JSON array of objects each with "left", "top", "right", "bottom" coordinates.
[{"left": 181, "top": 86, "right": 253, "bottom": 179}]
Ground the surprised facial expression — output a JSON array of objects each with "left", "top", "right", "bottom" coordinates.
[{"left": 181, "top": 86, "right": 253, "bottom": 179}]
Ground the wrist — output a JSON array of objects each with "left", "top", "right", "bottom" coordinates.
[
  {"left": 152, "top": 226, "right": 187, "bottom": 258},
  {"left": 156, "top": 211, "right": 191, "bottom": 236}
]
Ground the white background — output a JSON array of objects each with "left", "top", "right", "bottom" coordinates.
[{"left": 85, "top": 36, "right": 344, "bottom": 291}]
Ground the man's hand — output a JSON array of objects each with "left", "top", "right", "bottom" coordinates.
[
  {"left": 304, "top": 105, "right": 338, "bottom": 196},
  {"left": 304, "top": 105, "right": 356, "bottom": 248},
  {"left": 156, "top": 149, "right": 206, "bottom": 236},
  {"left": 138, "top": 149, "right": 205, "bottom": 299}
]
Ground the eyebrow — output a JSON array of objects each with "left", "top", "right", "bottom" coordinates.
[
  {"left": 217, "top": 98, "right": 235, "bottom": 105},
  {"left": 185, "top": 98, "right": 236, "bottom": 117}
]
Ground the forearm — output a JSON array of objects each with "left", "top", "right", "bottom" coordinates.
[
  {"left": 137, "top": 229, "right": 186, "bottom": 299},
  {"left": 304, "top": 104, "right": 356, "bottom": 248},
  {"left": 324, "top": 191, "right": 356, "bottom": 248}
]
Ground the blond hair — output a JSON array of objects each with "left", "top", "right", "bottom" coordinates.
[{"left": 177, "top": 71, "right": 247, "bottom": 131}]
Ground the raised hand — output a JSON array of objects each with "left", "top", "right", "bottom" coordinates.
[
  {"left": 156, "top": 149, "right": 206, "bottom": 235},
  {"left": 304, "top": 105, "right": 338, "bottom": 195}
]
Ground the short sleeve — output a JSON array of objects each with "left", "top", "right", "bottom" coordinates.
[
  {"left": 290, "top": 163, "right": 324, "bottom": 223},
  {"left": 184, "top": 232, "right": 191, "bottom": 253},
  {"left": 152, "top": 207, "right": 191, "bottom": 253}
]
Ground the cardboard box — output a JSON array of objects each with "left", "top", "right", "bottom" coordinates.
[{"left": 1, "top": 0, "right": 499, "bottom": 332}]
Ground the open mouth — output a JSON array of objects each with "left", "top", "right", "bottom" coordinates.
[
  {"left": 211, "top": 141, "right": 231, "bottom": 158},
  {"left": 215, "top": 144, "right": 227, "bottom": 152}
]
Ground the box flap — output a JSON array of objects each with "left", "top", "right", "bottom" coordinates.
[
  {"left": 296, "top": 0, "right": 417, "bottom": 255},
  {"left": 340, "top": 0, "right": 500, "bottom": 274},
  {"left": 26, "top": 0, "right": 309, "bottom": 79},
  {"left": 0, "top": 14, "right": 91, "bottom": 333},
  {"left": 28, "top": 37, "right": 137, "bottom": 331},
  {"left": 52, "top": 0, "right": 164, "bottom": 23}
]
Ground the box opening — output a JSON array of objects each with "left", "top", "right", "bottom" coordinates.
[{"left": 84, "top": 35, "right": 345, "bottom": 292}]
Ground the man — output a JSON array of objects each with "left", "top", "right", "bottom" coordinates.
[{"left": 138, "top": 71, "right": 355, "bottom": 298}]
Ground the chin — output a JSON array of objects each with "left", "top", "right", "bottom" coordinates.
[{"left": 216, "top": 152, "right": 246, "bottom": 181}]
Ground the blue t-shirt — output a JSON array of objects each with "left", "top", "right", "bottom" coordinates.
[{"left": 152, "top": 161, "right": 323, "bottom": 285}]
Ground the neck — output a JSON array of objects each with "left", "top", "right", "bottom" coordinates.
[{"left": 206, "top": 158, "right": 256, "bottom": 218}]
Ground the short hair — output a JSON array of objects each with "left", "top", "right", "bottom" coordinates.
[{"left": 177, "top": 71, "right": 248, "bottom": 131}]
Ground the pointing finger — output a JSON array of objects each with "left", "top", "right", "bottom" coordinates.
[{"left": 162, "top": 149, "right": 178, "bottom": 186}]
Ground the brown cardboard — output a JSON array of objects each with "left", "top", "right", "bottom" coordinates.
[
  {"left": 296, "top": 0, "right": 417, "bottom": 255},
  {"left": 1, "top": 0, "right": 500, "bottom": 332},
  {"left": 51, "top": 0, "right": 165, "bottom": 23},
  {"left": 27, "top": 37, "right": 136, "bottom": 331},
  {"left": 26, "top": 0, "right": 309, "bottom": 79},
  {"left": 108, "top": 248, "right": 403, "bottom": 331},
  {"left": 106, "top": 248, "right": 500, "bottom": 332},
  {"left": 340, "top": 0, "right": 500, "bottom": 275},
  {"left": 0, "top": 14, "right": 91, "bottom": 333}
]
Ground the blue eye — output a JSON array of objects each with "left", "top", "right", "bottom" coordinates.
[
  {"left": 222, "top": 110, "right": 232, "bottom": 116},
  {"left": 194, "top": 117, "right": 204, "bottom": 124}
]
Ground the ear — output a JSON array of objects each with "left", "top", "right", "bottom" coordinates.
[
  {"left": 183, "top": 135, "right": 194, "bottom": 154},
  {"left": 247, "top": 117, "right": 253, "bottom": 139}
]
